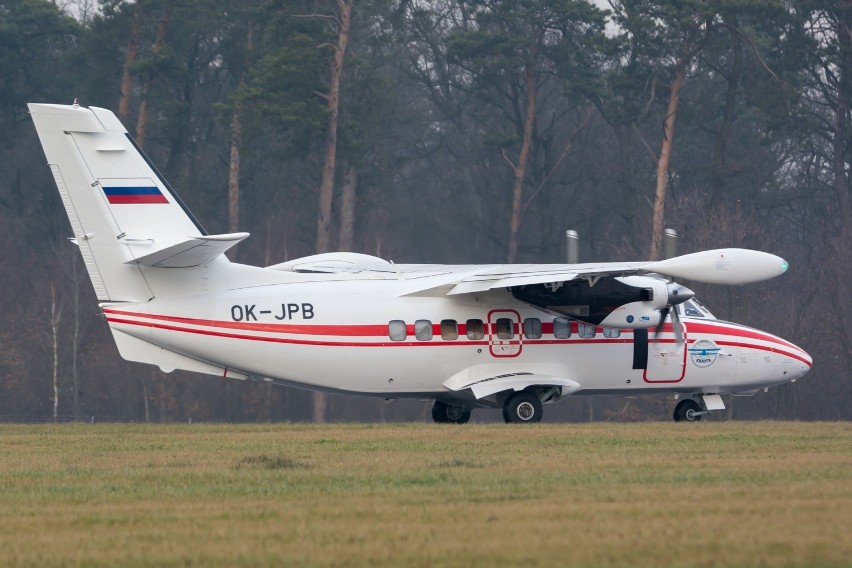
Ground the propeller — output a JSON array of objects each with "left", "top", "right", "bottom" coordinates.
[{"left": 654, "top": 282, "right": 694, "bottom": 347}]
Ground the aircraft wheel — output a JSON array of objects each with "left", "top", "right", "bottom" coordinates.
[
  {"left": 673, "top": 399, "right": 702, "bottom": 422},
  {"left": 431, "top": 401, "right": 471, "bottom": 424},
  {"left": 503, "top": 392, "right": 542, "bottom": 424}
]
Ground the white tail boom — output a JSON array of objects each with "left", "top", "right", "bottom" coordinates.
[{"left": 28, "top": 102, "right": 246, "bottom": 302}]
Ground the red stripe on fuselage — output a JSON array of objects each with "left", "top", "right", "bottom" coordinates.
[
  {"left": 103, "top": 309, "right": 809, "bottom": 365},
  {"left": 103, "top": 308, "right": 388, "bottom": 336}
]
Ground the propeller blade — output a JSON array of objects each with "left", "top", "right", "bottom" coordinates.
[
  {"left": 643, "top": 248, "right": 789, "bottom": 285},
  {"left": 672, "top": 308, "right": 684, "bottom": 347},
  {"left": 654, "top": 282, "right": 691, "bottom": 344},
  {"left": 654, "top": 306, "right": 669, "bottom": 342}
]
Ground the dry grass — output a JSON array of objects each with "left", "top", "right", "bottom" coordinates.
[{"left": 0, "top": 422, "right": 850, "bottom": 567}]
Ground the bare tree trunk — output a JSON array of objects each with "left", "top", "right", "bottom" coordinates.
[
  {"left": 227, "top": 23, "right": 254, "bottom": 240},
  {"left": 506, "top": 60, "right": 537, "bottom": 263},
  {"left": 832, "top": 11, "right": 852, "bottom": 371},
  {"left": 835, "top": 14, "right": 852, "bottom": 240},
  {"left": 49, "top": 285, "right": 62, "bottom": 422},
  {"left": 313, "top": 0, "right": 354, "bottom": 424},
  {"left": 711, "top": 30, "right": 742, "bottom": 203},
  {"left": 649, "top": 59, "right": 686, "bottom": 261},
  {"left": 118, "top": 1, "right": 141, "bottom": 123},
  {"left": 315, "top": 0, "right": 353, "bottom": 255},
  {"left": 135, "top": 10, "right": 170, "bottom": 149},
  {"left": 228, "top": 105, "right": 242, "bottom": 235},
  {"left": 142, "top": 374, "right": 151, "bottom": 423},
  {"left": 338, "top": 160, "right": 357, "bottom": 250},
  {"left": 69, "top": 258, "right": 82, "bottom": 419}
]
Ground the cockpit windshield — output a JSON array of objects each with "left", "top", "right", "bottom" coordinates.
[{"left": 679, "top": 298, "right": 716, "bottom": 319}]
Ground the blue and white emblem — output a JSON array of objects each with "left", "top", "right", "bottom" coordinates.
[{"left": 688, "top": 339, "right": 721, "bottom": 368}]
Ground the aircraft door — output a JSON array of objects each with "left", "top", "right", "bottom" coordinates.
[
  {"left": 487, "top": 309, "right": 522, "bottom": 358},
  {"left": 643, "top": 321, "right": 687, "bottom": 383}
]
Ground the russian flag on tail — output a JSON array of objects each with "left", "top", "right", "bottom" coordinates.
[{"left": 103, "top": 186, "right": 168, "bottom": 204}]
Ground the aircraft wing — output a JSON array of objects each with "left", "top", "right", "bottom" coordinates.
[
  {"left": 273, "top": 249, "right": 788, "bottom": 295},
  {"left": 442, "top": 262, "right": 649, "bottom": 295},
  {"left": 399, "top": 248, "right": 789, "bottom": 296}
]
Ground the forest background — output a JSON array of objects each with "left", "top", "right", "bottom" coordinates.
[{"left": 1, "top": 0, "right": 849, "bottom": 422}]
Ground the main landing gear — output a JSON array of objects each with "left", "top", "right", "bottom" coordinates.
[
  {"left": 431, "top": 401, "right": 471, "bottom": 424},
  {"left": 431, "top": 391, "right": 545, "bottom": 424},
  {"left": 502, "top": 391, "right": 542, "bottom": 424}
]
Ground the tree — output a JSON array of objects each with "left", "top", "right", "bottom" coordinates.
[{"left": 447, "top": 0, "right": 608, "bottom": 262}]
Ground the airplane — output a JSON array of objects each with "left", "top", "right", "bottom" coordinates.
[{"left": 28, "top": 101, "right": 812, "bottom": 423}]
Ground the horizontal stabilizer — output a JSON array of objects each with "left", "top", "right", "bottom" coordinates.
[{"left": 127, "top": 232, "right": 249, "bottom": 268}]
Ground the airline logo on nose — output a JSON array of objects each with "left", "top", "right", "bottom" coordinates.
[
  {"left": 103, "top": 186, "right": 168, "bottom": 204},
  {"left": 688, "top": 339, "right": 721, "bottom": 367}
]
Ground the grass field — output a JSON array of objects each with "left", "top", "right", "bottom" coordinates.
[{"left": 0, "top": 422, "right": 850, "bottom": 567}]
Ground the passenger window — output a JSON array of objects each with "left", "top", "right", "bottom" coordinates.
[
  {"left": 388, "top": 320, "right": 407, "bottom": 341},
  {"left": 495, "top": 318, "right": 514, "bottom": 339},
  {"left": 415, "top": 319, "right": 433, "bottom": 341},
  {"left": 579, "top": 323, "right": 596, "bottom": 338},
  {"left": 603, "top": 328, "right": 621, "bottom": 338},
  {"left": 553, "top": 318, "right": 571, "bottom": 339},
  {"left": 466, "top": 319, "right": 484, "bottom": 340},
  {"left": 441, "top": 319, "right": 458, "bottom": 340},
  {"left": 523, "top": 318, "right": 542, "bottom": 339}
]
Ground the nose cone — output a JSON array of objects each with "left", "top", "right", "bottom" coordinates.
[{"left": 777, "top": 336, "right": 812, "bottom": 381}]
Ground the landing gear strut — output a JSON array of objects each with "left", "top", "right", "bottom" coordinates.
[
  {"left": 431, "top": 401, "right": 471, "bottom": 424},
  {"left": 673, "top": 398, "right": 703, "bottom": 422},
  {"left": 502, "top": 392, "right": 543, "bottom": 423}
]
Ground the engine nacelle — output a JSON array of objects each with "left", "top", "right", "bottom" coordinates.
[
  {"left": 511, "top": 275, "right": 671, "bottom": 328},
  {"left": 598, "top": 300, "right": 663, "bottom": 328}
]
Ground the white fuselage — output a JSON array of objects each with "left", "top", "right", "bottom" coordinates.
[{"left": 103, "top": 266, "right": 812, "bottom": 406}]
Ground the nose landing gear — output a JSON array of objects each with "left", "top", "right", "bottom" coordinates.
[
  {"left": 673, "top": 398, "right": 704, "bottom": 422},
  {"left": 673, "top": 394, "right": 725, "bottom": 422}
]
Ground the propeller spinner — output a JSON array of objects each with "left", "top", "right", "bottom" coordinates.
[{"left": 654, "top": 282, "right": 694, "bottom": 346}]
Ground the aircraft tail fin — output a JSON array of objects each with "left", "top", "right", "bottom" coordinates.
[{"left": 29, "top": 102, "right": 232, "bottom": 302}]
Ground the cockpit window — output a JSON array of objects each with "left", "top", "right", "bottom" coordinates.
[
  {"left": 681, "top": 299, "right": 716, "bottom": 319},
  {"left": 682, "top": 301, "right": 704, "bottom": 317}
]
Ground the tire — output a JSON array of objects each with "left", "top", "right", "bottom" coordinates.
[
  {"left": 431, "top": 401, "right": 471, "bottom": 424},
  {"left": 673, "top": 398, "right": 702, "bottom": 422},
  {"left": 503, "top": 392, "right": 543, "bottom": 424}
]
